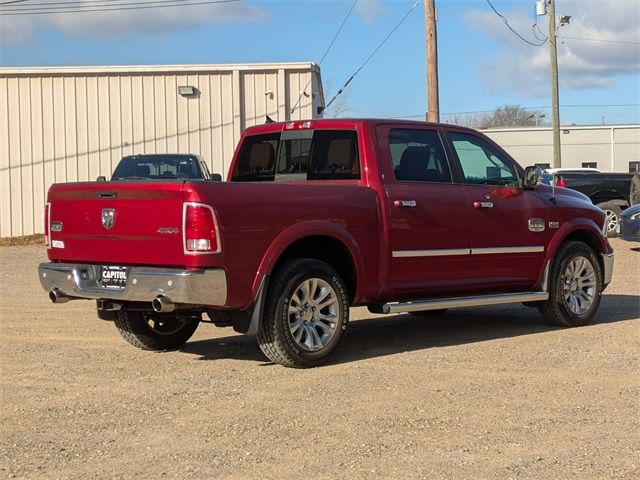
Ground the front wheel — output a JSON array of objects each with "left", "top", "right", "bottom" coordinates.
[
  {"left": 114, "top": 311, "right": 199, "bottom": 351},
  {"left": 538, "top": 241, "right": 603, "bottom": 327},
  {"left": 257, "top": 259, "right": 349, "bottom": 368}
]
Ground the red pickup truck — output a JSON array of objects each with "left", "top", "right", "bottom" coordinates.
[{"left": 39, "top": 119, "right": 614, "bottom": 367}]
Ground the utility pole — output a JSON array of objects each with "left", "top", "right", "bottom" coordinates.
[
  {"left": 547, "top": 0, "right": 562, "bottom": 168},
  {"left": 424, "top": 0, "right": 439, "bottom": 122}
]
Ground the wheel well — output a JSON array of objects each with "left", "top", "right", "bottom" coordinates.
[
  {"left": 561, "top": 230, "right": 604, "bottom": 271},
  {"left": 272, "top": 236, "right": 357, "bottom": 304}
]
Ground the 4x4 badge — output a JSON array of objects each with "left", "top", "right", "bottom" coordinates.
[{"left": 102, "top": 208, "right": 115, "bottom": 230}]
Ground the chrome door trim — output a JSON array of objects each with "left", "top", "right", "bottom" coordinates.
[
  {"left": 470, "top": 246, "right": 545, "bottom": 255},
  {"left": 392, "top": 248, "right": 471, "bottom": 258}
]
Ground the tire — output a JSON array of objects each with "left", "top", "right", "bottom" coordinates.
[
  {"left": 596, "top": 201, "right": 622, "bottom": 238},
  {"left": 257, "top": 258, "right": 349, "bottom": 368},
  {"left": 538, "top": 241, "right": 603, "bottom": 327},
  {"left": 114, "top": 310, "right": 199, "bottom": 351},
  {"left": 631, "top": 173, "right": 640, "bottom": 206},
  {"left": 408, "top": 309, "right": 448, "bottom": 317}
]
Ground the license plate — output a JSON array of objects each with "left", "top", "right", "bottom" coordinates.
[{"left": 101, "top": 266, "right": 128, "bottom": 289}]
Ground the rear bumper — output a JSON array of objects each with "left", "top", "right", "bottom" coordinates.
[
  {"left": 601, "top": 253, "right": 614, "bottom": 287},
  {"left": 38, "top": 262, "right": 227, "bottom": 306}
]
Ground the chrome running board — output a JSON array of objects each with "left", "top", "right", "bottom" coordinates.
[{"left": 369, "top": 291, "right": 549, "bottom": 315}]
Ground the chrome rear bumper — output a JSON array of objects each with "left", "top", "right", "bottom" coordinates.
[{"left": 38, "top": 262, "right": 227, "bottom": 306}]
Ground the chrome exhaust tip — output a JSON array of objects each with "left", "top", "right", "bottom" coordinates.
[
  {"left": 152, "top": 295, "right": 175, "bottom": 313},
  {"left": 49, "top": 288, "right": 70, "bottom": 304}
]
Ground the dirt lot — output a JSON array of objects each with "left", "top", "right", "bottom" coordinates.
[{"left": 1, "top": 240, "right": 638, "bottom": 479}]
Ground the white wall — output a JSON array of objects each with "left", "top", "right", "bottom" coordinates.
[
  {"left": 0, "top": 63, "right": 323, "bottom": 237},
  {"left": 483, "top": 125, "right": 639, "bottom": 173}
]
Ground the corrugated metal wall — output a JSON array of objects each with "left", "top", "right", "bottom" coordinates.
[
  {"left": 483, "top": 125, "right": 640, "bottom": 172},
  {"left": 0, "top": 63, "right": 323, "bottom": 237}
]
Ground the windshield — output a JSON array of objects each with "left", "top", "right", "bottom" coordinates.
[{"left": 112, "top": 155, "right": 202, "bottom": 181}]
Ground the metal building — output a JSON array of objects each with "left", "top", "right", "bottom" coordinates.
[
  {"left": 0, "top": 62, "right": 324, "bottom": 237},
  {"left": 482, "top": 125, "right": 639, "bottom": 173}
]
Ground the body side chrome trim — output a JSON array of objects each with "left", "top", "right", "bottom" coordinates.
[
  {"left": 392, "top": 248, "right": 471, "bottom": 258},
  {"left": 392, "top": 246, "right": 544, "bottom": 258},
  {"left": 470, "top": 246, "right": 545, "bottom": 255}
]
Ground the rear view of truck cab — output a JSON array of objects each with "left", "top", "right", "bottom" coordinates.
[{"left": 39, "top": 118, "right": 614, "bottom": 368}]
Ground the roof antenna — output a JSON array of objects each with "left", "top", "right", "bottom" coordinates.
[{"left": 265, "top": 115, "right": 275, "bottom": 124}]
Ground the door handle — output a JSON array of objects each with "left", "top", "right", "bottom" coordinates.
[
  {"left": 473, "top": 201, "right": 494, "bottom": 209},
  {"left": 393, "top": 200, "right": 417, "bottom": 208}
]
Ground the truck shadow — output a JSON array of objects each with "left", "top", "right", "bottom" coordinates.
[{"left": 179, "top": 294, "right": 639, "bottom": 366}]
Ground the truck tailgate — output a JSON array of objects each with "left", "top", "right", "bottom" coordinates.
[{"left": 47, "top": 182, "right": 188, "bottom": 267}]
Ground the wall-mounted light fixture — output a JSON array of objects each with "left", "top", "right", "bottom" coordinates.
[{"left": 178, "top": 86, "right": 197, "bottom": 97}]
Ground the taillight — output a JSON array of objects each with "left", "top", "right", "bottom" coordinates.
[
  {"left": 183, "top": 202, "right": 221, "bottom": 254},
  {"left": 44, "top": 202, "right": 51, "bottom": 248},
  {"left": 556, "top": 176, "right": 566, "bottom": 188}
]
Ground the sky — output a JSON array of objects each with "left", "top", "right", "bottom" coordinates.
[{"left": 1, "top": 0, "right": 639, "bottom": 126}]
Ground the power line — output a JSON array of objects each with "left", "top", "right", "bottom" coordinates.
[
  {"left": 0, "top": 0, "right": 30, "bottom": 5},
  {"left": 290, "top": 0, "right": 358, "bottom": 114},
  {"left": 0, "top": 0, "right": 241, "bottom": 15},
  {"left": 559, "top": 35, "right": 640, "bottom": 46},
  {"left": 1, "top": 0, "right": 205, "bottom": 9},
  {"left": 0, "top": 0, "right": 219, "bottom": 10},
  {"left": 325, "top": 0, "right": 420, "bottom": 111},
  {"left": 484, "top": 0, "right": 546, "bottom": 47}
]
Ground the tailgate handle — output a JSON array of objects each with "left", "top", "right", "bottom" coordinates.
[{"left": 97, "top": 191, "right": 117, "bottom": 199}]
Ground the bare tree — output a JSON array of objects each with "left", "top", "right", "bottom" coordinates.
[
  {"left": 445, "top": 104, "right": 547, "bottom": 129},
  {"left": 480, "top": 104, "right": 547, "bottom": 128},
  {"left": 443, "top": 112, "right": 486, "bottom": 128},
  {"left": 322, "top": 80, "right": 352, "bottom": 118}
]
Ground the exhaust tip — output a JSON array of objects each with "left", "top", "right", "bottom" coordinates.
[
  {"left": 152, "top": 295, "right": 175, "bottom": 313},
  {"left": 49, "top": 288, "right": 70, "bottom": 304}
]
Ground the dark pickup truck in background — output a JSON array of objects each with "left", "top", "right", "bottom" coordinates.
[
  {"left": 100, "top": 153, "right": 221, "bottom": 182},
  {"left": 542, "top": 170, "right": 636, "bottom": 237}
]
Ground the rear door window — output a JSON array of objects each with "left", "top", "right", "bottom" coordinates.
[
  {"left": 231, "top": 130, "right": 360, "bottom": 182},
  {"left": 388, "top": 129, "right": 452, "bottom": 183}
]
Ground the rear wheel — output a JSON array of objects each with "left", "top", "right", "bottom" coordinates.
[
  {"left": 114, "top": 310, "right": 199, "bottom": 351},
  {"left": 597, "top": 201, "right": 622, "bottom": 238},
  {"left": 538, "top": 241, "right": 603, "bottom": 327},
  {"left": 257, "top": 258, "right": 349, "bottom": 368}
]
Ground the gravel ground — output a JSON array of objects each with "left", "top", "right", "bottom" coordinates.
[{"left": 1, "top": 240, "right": 638, "bottom": 479}]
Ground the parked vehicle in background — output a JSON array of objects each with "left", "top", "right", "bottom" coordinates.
[
  {"left": 38, "top": 119, "right": 614, "bottom": 368},
  {"left": 544, "top": 167, "right": 603, "bottom": 174},
  {"left": 107, "top": 154, "right": 220, "bottom": 182},
  {"left": 617, "top": 204, "right": 640, "bottom": 242},
  {"left": 631, "top": 173, "right": 640, "bottom": 206},
  {"left": 541, "top": 170, "right": 635, "bottom": 237}
]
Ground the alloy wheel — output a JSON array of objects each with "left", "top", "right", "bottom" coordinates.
[
  {"left": 562, "top": 256, "right": 597, "bottom": 315},
  {"left": 287, "top": 278, "right": 339, "bottom": 352}
]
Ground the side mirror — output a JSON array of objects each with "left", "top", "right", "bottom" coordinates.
[
  {"left": 209, "top": 173, "right": 222, "bottom": 182},
  {"left": 523, "top": 166, "right": 542, "bottom": 189},
  {"left": 96, "top": 176, "right": 106, "bottom": 182}
]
